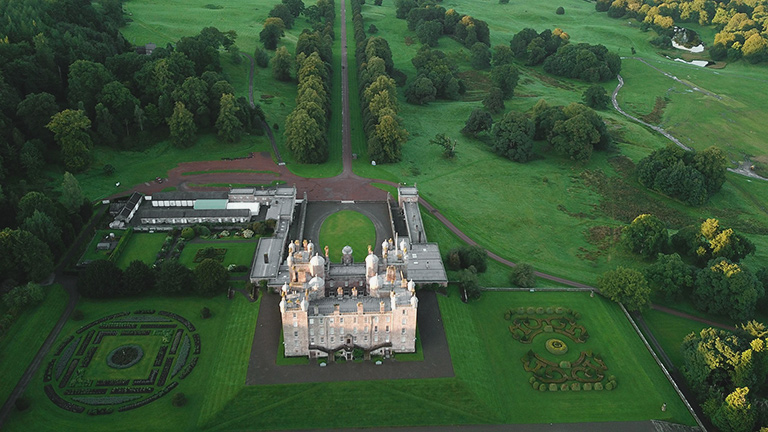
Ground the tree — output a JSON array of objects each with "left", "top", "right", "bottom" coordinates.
[
  {"left": 644, "top": 253, "right": 695, "bottom": 301},
  {"left": 471, "top": 43, "right": 491, "bottom": 70},
  {"left": 416, "top": 20, "right": 443, "bottom": 47},
  {"left": 98, "top": 81, "right": 140, "bottom": 137},
  {"left": 255, "top": 47, "right": 270, "bottom": 68},
  {"left": 172, "top": 77, "right": 211, "bottom": 126},
  {"left": 61, "top": 172, "right": 86, "bottom": 214},
  {"left": 167, "top": 102, "right": 197, "bottom": 148},
  {"left": 78, "top": 260, "right": 123, "bottom": 298},
  {"left": 510, "top": 263, "right": 536, "bottom": 288},
  {"left": 453, "top": 246, "right": 488, "bottom": 273},
  {"left": 67, "top": 60, "right": 114, "bottom": 116},
  {"left": 172, "top": 392, "right": 188, "bottom": 407},
  {"left": 583, "top": 85, "right": 610, "bottom": 110},
  {"left": 742, "top": 33, "right": 768, "bottom": 64},
  {"left": 156, "top": 260, "right": 195, "bottom": 294},
  {"left": 430, "top": 133, "right": 457, "bottom": 158},
  {"left": 483, "top": 87, "right": 505, "bottom": 114},
  {"left": 712, "top": 387, "right": 757, "bottom": 432},
  {"left": 271, "top": 46, "right": 292, "bottom": 81},
  {"left": 15, "top": 92, "right": 59, "bottom": 140},
  {"left": 693, "top": 146, "right": 728, "bottom": 196},
  {"left": 491, "top": 64, "right": 519, "bottom": 98},
  {"left": 462, "top": 108, "right": 493, "bottom": 136},
  {"left": 269, "top": 4, "right": 295, "bottom": 28},
  {"left": 623, "top": 214, "right": 668, "bottom": 259},
  {"left": 549, "top": 114, "right": 599, "bottom": 161},
  {"left": 282, "top": 0, "right": 305, "bottom": 17},
  {"left": 21, "top": 210, "right": 63, "bottom": 256},
  {"left": 404, "top": 77, "right": 436, "bottom": 105},
  {"left": 3, "top": 283, "right": 45, "bottom": 310},
  {"left": 368, "top": 24, "right": 378, "bottom": 34},
  {"left": 492, "top": 111, "right": 534, "bottom": 162},
  {"left": 694, "top": 258, "right": 763, "bottom": 321},
  {"left": 216, "top": 94, "right": 243, "bottom": 142},
  {"left": 47, "top": 109, "right": 93, "bottom": 172},
  {"left": 122, "top": 260, "right": 155, "bottom": 296},
  {"left": 194, "top": 259, "right": 230, "bottom": 296},
  {"left": 597, "top": 266, "right": 651, "bottom": 311},
  {"left": 493, "top": 45, "right": 514, "bottom": 67},
  {"left": 284, "top": 108, "right": 328, "bottom": 163},
  {"left": 20, "top": 140, "right": 45, "bottom": 177},
  {"left": 0, "top": 228, "right": 53, "bottom": 283},
  {"left": 371, "top": 115, "right": 407, "bottom": 163},
  {"left": 260, "top": 17, "right": 286, "bottom": 50},
  {"left": 17, "top": 191, "right": 57, "bottom": 223},
  {"left": 556, "top": 6, "right": 565, "bottom": 15}
]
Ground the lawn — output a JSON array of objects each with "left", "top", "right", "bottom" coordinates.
[
  {"left": 82, "top": 335, "right": 164, "bottom": 381},
  {"left": 0, "top": 285, "right": 69, "bottom": 408},
  {"left": 178, "top": 241, "right": 258, "bottom": 269},
  {"left": 3, "top": 294, "right": 259, "bottom": 432},
  {"left": 318, "top": 210, "right": 376, "bottom": 263},
  {"left": 114, "top": 233, "right": 167, "bottom": 269},
  {"left": 640, "top": 309, "right": 709, "bottom": 369}
]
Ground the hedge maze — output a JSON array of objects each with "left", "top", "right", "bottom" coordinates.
[
  {"left": 506, "top": 306, "right": 617, "bottom": 392},
  {"left": 44, "top": 310, "right": 201, "bottom": 415}
]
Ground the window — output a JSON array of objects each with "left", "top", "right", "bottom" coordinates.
[
  {"left": 403, "top": 310, "right": 407, "bottom": 315},
  {"left": 365, "top": 317, "right": 369, "bottom": 323},
  {"left": 402, "top": 318, "right": 407, "bottom": 325},
  {"left": 294, "top": 321, "right": 298, "bottom": 327},
  {"left": 401, "top": 328, "right": 406, "bottom": 335},
  {"left": 374, "top": 326, "right": 378, "bottom": 333},
  {"left": 309, "top": 318, "right": 314, "bottom": 325},
  {"left": 320, "top": 328, "right": 325, "bottom": 335},
  {"left": 339, "top": 317, "right": 344, "bottom": 323},
  {"left": 385, "top": 326, "right": 389, "bottom": 332},
  {"left": 310, "top": 329, "right": 315, "bottom": 336},
  {"left": 353, "top": 317, "right": 357, "bottom": 324},
  {"left": 374, "top": 317, "right": 379, "bottom": 323},
  {"left": 319, "top": 318, "right": 324, "bottom": 323},
  {"left": 329, "top": 318, "right": 334, "bottom": 324},
  {"left": 364, "top": 336, "right": 368, "bottom": 341},
  {"left": 320, "top": 337, "right": 324, "bottom": 343},
  {"left": 401, "top": 336, "right": 406, "bottom": 343},
  {"left": 310, "top": 337, "right": 315, "bottom": 344},
  {"left": 331, "top": 337, "right": 335, "bottom": 343},
  {"left": 353, "top": 327, "right": 358, "bottom": 334},
  {"left": 330, "top": 328, "right": 335, "bottom": 335},
  {"left": 386, "top": 316, "right": 391, "bottom": 323},
  {"left": 364, "top": 326, "right": 369, "bottom": 333},
  {"left": 293, "top": 331, "right": 298, "bottom": 337},
  {"left": 293, "top": 312, "right": 297, "bottom": 318}
]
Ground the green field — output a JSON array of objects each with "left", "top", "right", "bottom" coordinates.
[
  {"left": 0, "top": 286, "right": 69, "bottom": 408},
  {"left": 115, "top": 233, "right": 167, "bottom": 269},
  {"left": 640, "top": 309, "right": 710, "bottom": 369},
  {"left": 83, "top": 336, "right": 164, "bottom": 381},
  {"left": 318, "top": 210, "right": 376, "bottom": 263},
  {"left": 178, "top": 241, "right": 258, "bottom": 269},
  {"left": 3, "top": 294, "right": 259, "bottom": 431}
]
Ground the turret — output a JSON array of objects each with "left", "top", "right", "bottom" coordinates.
[
  {"left": 390, "top": 290, "right": 397, "bottom": 311},
  {"left": 309, "top": 254, "right": 325, "bottom": 278},
  {"left": 410, "top": 294, "right": 419, "bottom": 309},
  {"left": 365, "top": 252, "right": 379, "bottom": 277}
]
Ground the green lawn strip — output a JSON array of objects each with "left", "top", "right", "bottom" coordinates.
[
  {"left": 115, "top": 233, "right": 167, "bottom": 269},
  {"left": 447, "top": 290, "right": 695, "bottom": 425},
  {"left": 3, "top": 295, "right": 241, "bottom": 431},
  {"left": 0, "top": 285, "right": 68, "bottom": 407},
  {"left": 205, "top": 379, "right": 494, "bottom": 431},
  {"left": 197, "top": 296, "right": 260, "bottom": 426},
  {"left": 178, "top": 241, "right": 258, "bottom": 269},
  {"left": 275, "top": 330, "right": 310, "bottom": 366},
  {"left": 318, "top": 210, "right": 376, "bottom": 263},
  {"left": 641, "top": 309, "right": 708, "bottom": 369},
  {"left": 181, "top": 170, "right": 280, "bottom": 176}
]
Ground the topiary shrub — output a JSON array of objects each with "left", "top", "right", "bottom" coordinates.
[
  {"left": 536, "top": 307, "right": 545, "bottom": 314},
  {"left": 71, "top": 310, "right": 84, "bottom": 321},
  {"left": 605, "top": 382, "right": 614, "bottom": 390},
  {"left": 559, "top": 360, "right": 571, "bottom": 368},
  {"left": 531, "top": 381, "right": 540, "bottom": 390},
  {"left": 571, "top": 383, "right": 580, "bottom": 391},
  {"left": 583, "top": 383, "right": 592, "bottom": 391},
  {"left": 556, "top": 6, "right": 565, "bottom": 14},
  {"left": 526, "top": 307, "right": 536, "bottom": 315},
  {"left": 560, "top": 383, "right": 569, "bottom": 391},
  {"left": 172, "top": 392, "right": 187, "bottom": 407},
  {"left": 15, "top": 397, "right": 30, "bottom": 412},
  {"left": 201, "top": 307, "right": 211, "bottom": 319},
  {"left": 517, "top": 307, "right": 525, "bottom": 314},
  {"left": 529, "top": 376, "right": 537, "bottom": 384},
  {"left": 538, "top": 383, "right": 546, "bottom": 391},
  {"left": 181, "top": 227, "right": 195, "bottom": 240},
  {"left": 545, "top": 307, "right": 554, "bottom": 314},
  {"left": 594, "top": 382, "right": 604, "bottom": 391},
  {"left": 555, "top": 307, "right": 564, "bottom": 314},
  {"left": 543, "top": 325, "right": 553, "bottom": 333},
  {"left": 608, "top": 380, "right": 617, "bottom": 389},
  {"left": 504, "top": 311, "right": 511, "bottom": 320},
  {"left": 549, "top": 383, "right": 558, "bottom": 391}
]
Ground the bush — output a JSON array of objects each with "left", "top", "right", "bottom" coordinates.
[
  {"left": 536, "top": 307, "right": 545, "bottom": 314},
  {"left": 560, "top": 383, "right": 569, "bottom": 391},
  {"left": 583, "top": 383, "right": 593, "bottom": 391},
  {"left": 368, "top": 24, "right": 378, "bottom": 33},
  {"left": 529, "top": 376, "right": 537, "bottom": 384},
  {"left": 172, "top": 392, "right": 187, "bottom": 407},
  {"left": 556, "top": 6, "right": 565, "bottom": 14},
  {"left": 15, "top": 397, "right": 30, "bottom": 412},
  {"left": 510, "top": 263, "right": 536, "bottom": 288},
  {"left": 549, "top": 383, "right": 558, "bottom": 391},
  {"left": 559, "top": 360, "right": 571, "bottom": 368},
  {"left": 538, "top": 383, "right": 546, "bottom": 391},
  {"left": 571, "top": 383, "right": 580, "bottom": 391},
  {"left": 181, "top": 227, "right": 195, "bottom": 240},
  {"left": 594, "top": 382, "right": 604, "bottom": 390},
  {"left": 201, "top": 307, "right": 211, "bottom": 319},
  {"left": 72, "top": 310, "right": 84, "bottom": 321},
  {"left": 605, "top": 382, "right": 614, "bottom": 390}
]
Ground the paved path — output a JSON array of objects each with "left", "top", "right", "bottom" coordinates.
[{"left": 246, "top": 290, "right": 454, "bottom": 385}]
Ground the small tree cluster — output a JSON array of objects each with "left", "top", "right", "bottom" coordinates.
[
  {"left": 462, "top": 109, "right": 493, "bottom": 137},
  {"left": 532, "top": 100, "right": 612, "bottom": 162},
  {"left": 407, "top": 46, "right": 462, "bottom": 104},
  {"left": 637, "top": 145, "right": 728, "bottom": 205},
  {"left": 446, "top": 246, "right": 488, "bottom": 273},
  {"left": 543, "top": 42, "right": 621, "bottom": 83},
  {"left": 510, "top": 263, "right": 536, "bottom": 288},
  {"left": 623, "top": 214, "right": 669, "bottom": 259},
  {"left": 429, "top": 133, "right": 457, "bottom": 159},
  {"left": 491, "top": 111, "right": 534, "bottom": 163},
  {"left": 510, "top": 27, "right": 570, "bottom": 67},
  {"left": 672, "top": 218, "right": 755, "bottom": 265},
  {"left": 597, "top": 266, "right": 651, "bottom": 311}
]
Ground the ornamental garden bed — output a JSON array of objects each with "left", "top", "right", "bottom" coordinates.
[
  {"left": 43, "top": 310, "right": 201, "bottom": 415},
  {"left": 505, "top": 306, "right": 617, "bottom": 392}
]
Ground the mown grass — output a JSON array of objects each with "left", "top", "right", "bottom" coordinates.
[
  {"left": 115, "top": 233, "right": 167, "bottom": 269},
  {"left": 0, "top": 285, "right": 68, "bottom": 408},
  {"left": 178, "top": 241, "right": 258, "bottom": 269},
  {"left": 318, "top": 210, "right": 376, "bottom": 263},
  {"left": 3, "top": 294, "right": 258, "bottom": 432},
  {"left": 640, "top": 309, "right": 709, "bottom": 369},
  {"left": 79, "top": 230, "right": 121, "bottom": 263}
]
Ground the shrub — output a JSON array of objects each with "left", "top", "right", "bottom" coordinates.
[
  {"left": 529, "top": 376, "right": 537, "bottom": 384},
  {"left": 531, "top": 381, "right": 539, "bottom": 389},
  {"left": 544, "top": 325, "right": 553, "bottom": 333},
  {"left": 560, "top": 383, "right": 569, "bottom": 391},
  {"left": 368, "top": 24, "right": 378, "bottom": 34},
  {"left": 504, "top": 311, "right": 511, "bottom": 320},
  {"left": 545, "top": 307, "right": 553, "bottom": 314},
  {"left": 583, "top": 383, "right": 592, "bottom": 391},
  {"left": 605, "top": 382, "right": 614, "bottom": 390},
  {"left": 72, "top": 310, "right": 85, "bottom": 321},
  {"left": 181, "top": 227, "right": 195, "bottom": 240},
  {"left": 549, "top": 383, "right": 558, "bottom": 391},
  {"left": 594, "top": 382, "right": 604, "bottom": 390},
  {"left": 538, "top": 383, "right": 546, "bottom": 391},
  {"left": 559, "top": 360, "right": 571, "bottom": 368},
  {"left": 510, "top": 263, "right": 536, "bottom": 288},
  {"left": 172, "top": 392, "right": 187, "bottom": 407},
  {"left": 556, "top": 6, "right": 565, "bottom": 14},
  {"left": 201, "top": 307, "right": 211, "bottom": 319},
  {"left": 536, "top": 307, "right": 545, "bottom": 314},
  {"left": 516, "top": 307, "right": 525, "bottom": 314},
  {"left": 15, "top": 397, "right": 30, "bottom": 411},
  {"left": 526, "top": 307, "right": 535, "bottom": 315},
  {"left": 571, "top": 383, "right": 580, "bottom": 391},
  {"left": 608, "top": 380, "right": 617, "bottom": 389},
  {"left": 555, "top": 307, "right": 564, "bottom": 314}
]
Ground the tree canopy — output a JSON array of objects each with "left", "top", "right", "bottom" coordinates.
[
  {"left": 623, "top": 214, "right": 669, "bottom": 259},
  {"left": 597, "top": 266, "right": 651, "bottom": 311}
]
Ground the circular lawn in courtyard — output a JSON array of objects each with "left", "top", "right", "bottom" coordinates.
[{"left": 319, "top": 210, "right": 376, "bottom": 263}]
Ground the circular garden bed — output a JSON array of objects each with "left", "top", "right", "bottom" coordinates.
[
  {"left": 44, "top": 310, "right": 201, "bottom": 415},
  {"left": 545, "top": 338, "right": 568, "bottom": 355}
]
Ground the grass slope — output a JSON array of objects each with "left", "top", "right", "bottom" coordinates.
[{"left": 0, "top": 285, "right": 69, "bottom": 407}]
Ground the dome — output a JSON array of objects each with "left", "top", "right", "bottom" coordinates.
[
  {"left": 400, "top": 239, "right": 408, "bottom": 251},
  {"left": 309, "top": 254, "right": 325, "bottom": 267},
  {"left": 369, "top": 275, "right": 382, "bottom": 290},
  {"left": 308, "top": 276, "right": 325, "bottom": 291},
  {"left": 342, "top": 245, "right": 353, "bottom": 255},
  {"left": 410, "top": 295, "right": 419, "bottom": 308},
  {"left": 365, "top": 253, "right": 379, "bottom": 266}
]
